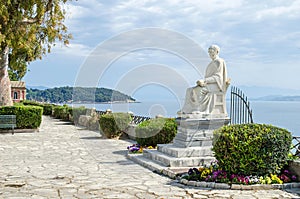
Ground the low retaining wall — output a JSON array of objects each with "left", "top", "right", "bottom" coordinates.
[{"left": 78, "top": 115, "right": 99, "bottom": 131}]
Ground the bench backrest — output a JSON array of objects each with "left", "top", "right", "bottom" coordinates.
[{"left": 0, "top": 115, "right": 17, "bottom": 129}]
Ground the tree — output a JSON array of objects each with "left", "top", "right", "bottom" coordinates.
[{"left": 0, "top": 0, "right": 72, "bottom": 106}]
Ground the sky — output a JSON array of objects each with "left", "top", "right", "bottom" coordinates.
[{"left": 23, "top": 0, "right": 300, "bottom": 100}]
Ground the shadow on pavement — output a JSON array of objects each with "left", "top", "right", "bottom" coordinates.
[
  {"left": 80, "top": 136, "right": 104, "bottom": 140},
  {"left": 113, "top": 150, "right": 128, "bottom": 156}
]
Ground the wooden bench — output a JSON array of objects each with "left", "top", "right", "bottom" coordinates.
[{"left": 0, "top": 115, "right": 17, "bottom": 134}]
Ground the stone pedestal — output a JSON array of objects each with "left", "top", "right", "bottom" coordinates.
[{"left": 143, "top": 117, "right": 230, "bottom": 167}]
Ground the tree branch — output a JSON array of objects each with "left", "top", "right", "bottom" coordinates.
[
  {"left": 21, "top": 18, "right": 40, "bottom": 25},
  {"left": 45, "top": 0, "right": 54, "bottom": 13},
  {"left": 20, "top": 0, "right": 54, "bottom": 25}
]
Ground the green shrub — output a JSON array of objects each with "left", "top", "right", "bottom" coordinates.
[
  {"left": 42, "top": 104, "right": 54, "bottom": 115},
  {"left": 72, "top": 106, "right": 88, "bottom": 125},
  {"left": 212, "top": 123, "right": 292, "bottom": 176},
  {"left": 21, "top": 100, "right": 54, "bottom": 116},
  {"left": 0, "top": 106, "right": 43, "bottom": 129},
  {"left": 52, "top": 105, "right": 71, "bottom": 120},
  {"left": 22, "top": 100, "right": 42, "bottom": 106},
  {"left": 99, "top": 113, "right": 132, "bottom": 138},
  {"left": 135, "top": 118, "right": 177, "bottom": 147}
]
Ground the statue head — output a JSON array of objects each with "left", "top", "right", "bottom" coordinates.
[{"left": 208, "top": 45, "right": 220, "bottom": 60}]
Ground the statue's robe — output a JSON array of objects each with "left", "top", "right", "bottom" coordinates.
[{"left": 181, "top": 57, "right": 227, "bottom": 114}]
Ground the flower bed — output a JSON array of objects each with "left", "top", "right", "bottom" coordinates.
[
  {"left": 180, "top": 161, "right": 298, "bottom": 187},
  {"left": 127, "top": 144, "right": 155, "bottom": 154}
]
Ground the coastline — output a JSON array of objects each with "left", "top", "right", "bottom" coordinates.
[{"left": 71, "top": 100, "right": 140, "bottom": 104}]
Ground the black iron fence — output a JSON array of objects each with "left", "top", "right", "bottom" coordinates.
[
  {"left": 230, "top": 86, "right": 254, "bottom": 124},
  {"left": 95, "top": 109, "right": 151, "bottom": 125},
  {"left": 131, "top": 115, "right": 151, "bottom": 125},
  {"left": 95, "top": 110, "right": 107, "bottom": 115},
  {"left": 292, "top": 136, "right": 300, "bottom": 157}
]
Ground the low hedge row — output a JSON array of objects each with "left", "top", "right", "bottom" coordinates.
[
  {"left": 20, "top": 101, "right": 91, "bottom": 125},
  {"left": 0, "top": 106, "right": 43, "bottom": 129},
  {"left": 72, "top": 106, "right": 88, "bottom": 125},
  {"left": 20, "top": 100, "right": 54, "bottom": 115},
  {"left": 99, "top": 113, "right": 132, "bottom": 138},
  {"left": 52, "top": 105, "right": 72, "bottom": 121},
  {"left": 135, "top": 118, "right": 177, "bottom": 147},
  {"left": 98, "top": 113, "right": 178, "bottom": 145}
]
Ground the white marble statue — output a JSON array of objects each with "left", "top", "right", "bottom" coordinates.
[{"left": 178, "top": 45, "right": 230, "bottom": 119}]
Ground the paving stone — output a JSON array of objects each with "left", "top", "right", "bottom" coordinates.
[
  {"left": 0, "top": 116, "right": 299, "bottom": 199},
  {"left": 191, "top": 193, "right": 209, "bottom": 199}
]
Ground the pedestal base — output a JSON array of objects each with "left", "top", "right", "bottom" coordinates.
[{"left": 142, "top": 117, "right": 230, "bottom": 167}]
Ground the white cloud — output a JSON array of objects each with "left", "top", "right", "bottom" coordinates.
[
  {"left": 255, "top": 1, "right": 300, "bottom": 20},
  {"left": 34, "top": 0, "right": 300, "bottom": 91},
  {"left": 64, "top": 0, "right": 104, "bottom": 19},
  {"left": 52, "top": 43, "right": 92, "bottom": 57}
]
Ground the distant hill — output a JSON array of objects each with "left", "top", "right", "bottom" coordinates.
[
  {"left": 26, "top": 86, "right": 136, "bottom": 103},
  {"left": 255, "top": 95, "right": 300, "bottom": 101},
  {"left": 236, "top": 85, "right": 300, "bottom": 99},
  {"left": 27, "top": 85, "right": 49, "bottom": 90}
]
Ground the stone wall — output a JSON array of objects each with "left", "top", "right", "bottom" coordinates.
[{"left": 77, "top": 108, "right": 99, "bottom": 131}]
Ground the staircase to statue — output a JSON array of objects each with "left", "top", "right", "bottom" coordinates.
[{"left": 141, "top": 118, "right": 229, "bottom": 168}]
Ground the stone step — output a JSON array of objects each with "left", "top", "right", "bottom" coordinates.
[
  {"left": 143, "top": 149, "right": 215, "bottom": 167},
  {"left": 127, "top": 153, "right": 191, "bottom": 179},
  {"left": 173, "top": 136, "right": 213, "bottom": 147},
  {"left": 175, "top": 131, "right": 213, "bottom": 141},
  {"left": 157, "top": 144, "right": 213, "bottom": 158},
  {"left": 177, "top": 127, "right": 214, "bottom": 137}
]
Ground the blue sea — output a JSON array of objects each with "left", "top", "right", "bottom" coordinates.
[{"left": 72, "top": 100, "right": 300, "bottom": 137}]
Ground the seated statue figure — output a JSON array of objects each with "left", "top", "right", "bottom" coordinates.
[{"left": 178, "top": 45, "right": 230, "bottom": 118}]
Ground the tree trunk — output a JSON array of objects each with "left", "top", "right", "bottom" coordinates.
[{"left": 0, "top": 46, "right": 13, "bottom": 106}]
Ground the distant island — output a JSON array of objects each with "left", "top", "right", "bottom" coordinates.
[
  {"left": 26, "top": 86, "right": 136, "bottom": 103},
  {"left": 255, "top": 95, "right": 300, "bottom": 101}
]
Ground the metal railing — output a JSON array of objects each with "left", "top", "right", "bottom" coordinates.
[
  {"left": 95, "top": 110, "right": 151, "bottom": 125},
  {"left": 291, "top": 136, "right": 300, "bottom": 157},
  {"left": 131, "top": 115, "right": 151, "bottom": 125},
  {"left": 95, "top": 110, "right": 107, "bottom": 115},
  {"left": 230, "top": 86, "right": 254, "bottom": 124}
]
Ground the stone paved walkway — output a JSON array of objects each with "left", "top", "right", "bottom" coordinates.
[{"left": 0, "top": 116, "right": 300, "bottom": 199}]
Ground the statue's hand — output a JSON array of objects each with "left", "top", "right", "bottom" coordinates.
[{"left": 196, "top": 80, "right": 206, "bottom": 87}]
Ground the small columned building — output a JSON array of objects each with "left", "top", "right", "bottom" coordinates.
[{"left": 10, "top": 81, "right": 26, "bottom": 103}]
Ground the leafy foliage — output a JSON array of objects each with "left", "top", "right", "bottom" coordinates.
[
  {"left": 71, "top": 106, "right": 88, "bottom": 125},
  {"left": 20, "top": 100, "right": 54, "bottom": 115},
  {"left": 212, "top": 123, "right": 292, "bottom": 176},
  {"left": 0, "top": 105, "right": 43, "bottom": 129},
  {"left": 26, "top": 86, "right": 136, "bottom": 103},
  {"left": 52, "top": 104, "right": 71, "bottom": 120},
  {"left": 135, "top": 118, "right": 177, "bottom": 147},
  {"left": 20, "top": 101, "right": 90, "bottom": 124},
  {"left": 99, "top": 113, "right": 132, "bottom": 138},
  {"left": 0, "top": 0, "right": 72, "bottom": 78}
]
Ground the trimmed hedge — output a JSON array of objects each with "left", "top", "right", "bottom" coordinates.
[
  {"left": 0, "top": 106, "right": 43, "bottom": 129},
  {"left": 42, "top": 104, "right": 54, "bottom": 115},
  {"left": 212, "top": 123, "right": 292, "bottom": 176},
  {"left": 20, "top": 100, "right": 54, "bottom": 115},
  {"left": 135, "top": 118, "right": 177, "bottom": 147},
  {"left": 52, "top": 105, "right": 72, "bottom": 120},
  {"left": 99, "top": 113, "right": 132, "bottom": 138},
  {"left": 72, "top": 106, "right": 88, "bottom": 125}
]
